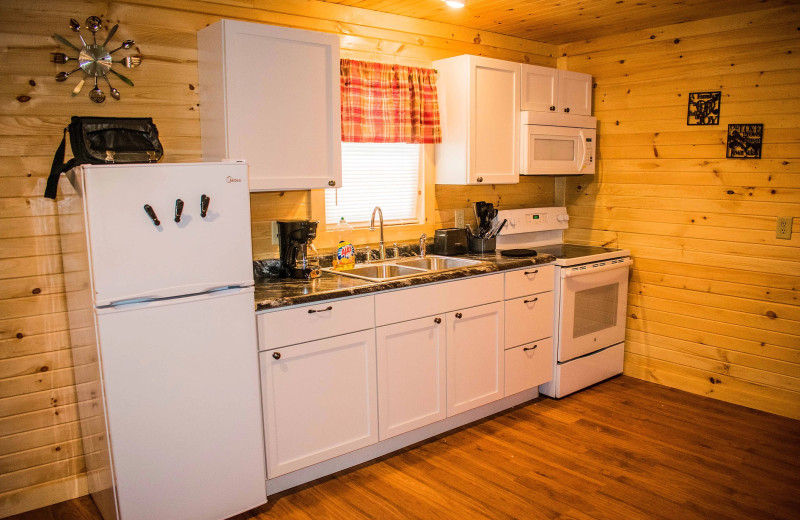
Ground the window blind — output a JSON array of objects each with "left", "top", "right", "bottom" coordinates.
[{"left": 324, "top": 142, "right": 421, "bottom": 226}]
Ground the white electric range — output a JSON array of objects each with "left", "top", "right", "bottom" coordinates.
[{"left": 495, "top": 207, "right": 632, "bottom": 398}]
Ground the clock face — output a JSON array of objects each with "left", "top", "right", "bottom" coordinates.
[
  {"left": 79, "top": 44, "right": 112, "bottom": 77},
  {"left": 51, "top": 16, "right": 139, "bottom": 103}
]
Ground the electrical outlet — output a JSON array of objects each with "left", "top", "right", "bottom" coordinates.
[
  {"left": 776, "top": 217, "right": 792, "bottom": 239},
  {"left": 271, "top": 221, "right": 279, "bottom": 245},
  {"left": 454, "top": 209, "right": 465, "bottom": 228}
]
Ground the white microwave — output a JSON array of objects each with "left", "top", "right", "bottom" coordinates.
[{"left": 521, "top": 112, "right": 596, "bottom": 175}]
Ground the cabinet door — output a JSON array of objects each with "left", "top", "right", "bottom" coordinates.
[
  {"left": 220, "top": 21, "right": 341, "bottom": 191},
  {"left": 376, "top": 315, "right": 446, "bottom": 440},
  {"left": 260, "top": 330, "right": 377, "bottom": 478},
  {"left": 557, "top": 70, "right": 592, "bottom": 116},
  {"left": 446, "top": 302, "right": 505, "bottom": 416},
  {"left": 470, "top": 57, "right": 519, "bottom": 184},
  {"left": 520, "top": 64, "right": 558, "bottom": 113}
]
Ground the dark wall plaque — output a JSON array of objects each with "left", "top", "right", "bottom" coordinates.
[
  {"left": 687, "top": 91, "right": 721, "bottom": 125},
  {"left": 726, "top": 124, "right": 763, "bottom": 159}
]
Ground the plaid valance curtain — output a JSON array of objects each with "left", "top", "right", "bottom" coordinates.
[{"left": 340, "top": 59, "right": 442, "bottom": 144}]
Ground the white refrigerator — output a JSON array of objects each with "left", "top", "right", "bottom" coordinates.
[{"left": 57, "top": 162, "right": 267, "bottom": 520}]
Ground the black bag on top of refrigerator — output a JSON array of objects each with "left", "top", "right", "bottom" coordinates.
[{"left": 44, "top": 116, "right": 164, "bottom": 199}]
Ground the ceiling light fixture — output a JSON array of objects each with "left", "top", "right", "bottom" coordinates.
[{"left": 444, "top": 0, "right": 465, "bottom": 8}]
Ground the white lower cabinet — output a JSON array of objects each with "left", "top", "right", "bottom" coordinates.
[
  {"left": 503, "top": 266, "right": 556, "bottom": 396},
  {"left": 376, "top": 315, "right": 446, "bottom": 440},
  {"left": 256, "top": 269, "right": 555, "bottom": 484},
  {"left": 259, "top": 329, "right": 378, "bottom": 478},
  {"left": 505, "top": 337, "right": 554, "bottom": 396},
  {"left": 504, "top": 291, "right": 554, "bottom": 349},
  {"left": 446, "top": 301, "right": 505, "bottom": 416}
]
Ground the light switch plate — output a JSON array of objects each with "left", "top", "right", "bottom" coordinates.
[
  {"left": 776, "top": 217, "right": 792, "bottom": 239},
  {"left": 454, "top": 209, "right": 465, "bottom": 228},
  {"left": 272, "top": 221, "right": 279, "bottom": 245}
]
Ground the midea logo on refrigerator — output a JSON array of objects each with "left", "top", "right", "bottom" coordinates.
[{"left": 226, "top": 176, "right": 242, "bottom": 183}]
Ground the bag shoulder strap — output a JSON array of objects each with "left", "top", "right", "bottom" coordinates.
[{"left": 44, "top": 127, "right": 77, "bottom": 199}]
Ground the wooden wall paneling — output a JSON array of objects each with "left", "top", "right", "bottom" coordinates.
[
  {"left": 0, "top": 0, "right": 558, "bottom": 515},
  {"left": 560, "top": 5, "right": 800, "bottom": 420}
]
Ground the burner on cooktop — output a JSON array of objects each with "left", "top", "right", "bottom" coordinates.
[{"left": 500, "top": 248, "right": 538, "bottom": 258}]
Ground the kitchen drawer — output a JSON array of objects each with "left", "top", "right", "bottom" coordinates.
[
  {"left": 257, "top": 295, "right": 375, "bottom": 350},
  {"left": 375, "top": 274, "right": 503, "bottom": 326},
  {"left": 504, "top": 265, "right": 554, "bottom": 300},
  {"left": 504, "top": 291, "right": 554, "bottom": 349},
  {"left": 505, "top": 337, "right": 553, "bottom": 396}
]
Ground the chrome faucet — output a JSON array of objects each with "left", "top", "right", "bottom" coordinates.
[
  {"left": 419, "top": 233, "right": 427, "bottom": 258},
  {"left": 370, "top": 206, "right": 386, "bottom": 260}
]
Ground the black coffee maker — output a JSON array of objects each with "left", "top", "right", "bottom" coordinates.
[{"left": 277, "top": 220, "right": 321, "bottom": 279}]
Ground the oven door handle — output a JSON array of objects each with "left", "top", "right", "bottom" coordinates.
[{"left": 561, "top": 257, "right": 632, "bottom": 278}]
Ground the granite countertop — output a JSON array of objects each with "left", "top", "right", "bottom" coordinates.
[{"left": 254, "top": 251, "right": 555, "bottom": 311}]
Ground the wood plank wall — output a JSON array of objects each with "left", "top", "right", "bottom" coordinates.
[
  {"left": 559, "top": 6, "right": 800, "bottom": 421},
  {"left": 0, "top": 0, "right": 557, "bottom": 516}
]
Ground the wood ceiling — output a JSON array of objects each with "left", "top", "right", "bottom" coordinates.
[{"left": 316, "top": 0, "right": 796, "bottom": 44}]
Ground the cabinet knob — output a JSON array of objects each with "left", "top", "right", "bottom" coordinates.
[
  {"left": 434, "top": 317, "right": 442, "bottom": 324},
  {"left": 328, "top": 180, "right": 336, "bottom": 187},
  {"left": 455, "top": 312, "right": 463, "bottom": 319},
  {"left": 523, "top": 345, "right": 538, "bottom": 352},
  {"left": 550, "top": 106, "right": 556, "bottom": 111},
  {"left": 523, "top": 297, "right": 539, "bottom": 304},
  {"left": 476, "top": 177, "right": 483, "bottom": 183},
  {"left": 564, "top": 107, "right": 571, "bottom": 113},
  {"left": 272, "top": 352, "right": 281, "bottom": 360}
]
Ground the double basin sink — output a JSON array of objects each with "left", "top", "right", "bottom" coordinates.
[{"left": 323, "top": 255, "right": 483, "bottom": 282}]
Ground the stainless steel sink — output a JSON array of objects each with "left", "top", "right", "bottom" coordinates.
[
  {"left": 340, "top": 264, "right": 427, "bottom": 280},
  {"left": 323, "top": 255, "right": 483, "bottom": 282},
  {"left": 394, "top": 256, "right": 481, "bottom": 270}
]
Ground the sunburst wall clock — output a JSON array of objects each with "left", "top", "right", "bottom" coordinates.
[{"left": 51, "top": 16, "right": 142, "bottom": 103}]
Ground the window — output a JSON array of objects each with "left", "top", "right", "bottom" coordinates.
[{"left": 324, "top": 142, "right": 422, "bottom": 227}]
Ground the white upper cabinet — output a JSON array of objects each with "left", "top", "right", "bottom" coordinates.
[
  {"left": 434, "top": 55, "right": 520, "bottom": 185},
  {"left": 521, "top": 64, "right": 592, "bottom": 116},
  {"left": 198, "top": 20, "right": 342, "bottom": 191}
]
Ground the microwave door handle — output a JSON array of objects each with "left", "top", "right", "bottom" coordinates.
[{"left": 578, "top": 130, "right": 588, "bottom": 172}]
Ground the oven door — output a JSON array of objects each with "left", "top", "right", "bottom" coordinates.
[
  {"left": 557, "top": 258, "right": 631, "bottom": 362},
  {"left": 521, "top": 124, "right": 595, "bottom": 175}
]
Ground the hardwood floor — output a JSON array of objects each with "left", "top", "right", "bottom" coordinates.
[{"left": 10, "top": 376, "right": 800, "bottom": 520}]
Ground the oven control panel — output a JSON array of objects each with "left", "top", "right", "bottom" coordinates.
[{"left": 496, "top": 206, "right": 569, "bottom": 235}]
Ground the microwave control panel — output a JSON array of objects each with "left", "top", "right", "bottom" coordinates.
[{"left": 585, "top": 137, "right": 595, "bottom": 165}]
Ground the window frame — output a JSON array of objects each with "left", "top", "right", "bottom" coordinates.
[{"left": 310, "top": 143, "right": 436, "bottom": 252}]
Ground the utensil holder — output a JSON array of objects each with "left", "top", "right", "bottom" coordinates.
[{"left": 468, "top": 236, "right": 496, "bottom": 253}]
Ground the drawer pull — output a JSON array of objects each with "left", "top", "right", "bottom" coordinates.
[
  {"left": 523, "top": 345, "right": 538, "bottom": 352},
  {"left": 307, "top": 306, "right": 333, "bottom": 314},
  {"left": 523, "top": 297, "right": 539, "bottom": 304},
  {"left": 434, "top": 317, "right": 442, "bottom": 324},
  {"left": 523, "top": 270, "right": 539, "bottom": 275},
  {"left": 272, "top": 352, "right": 281, "bottom": 360},
  {"left": 455, "top": 312, "right": 463, "bottom": 319}
]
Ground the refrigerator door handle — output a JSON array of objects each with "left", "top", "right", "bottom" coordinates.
[{"left": 104, "top": 283, "right": 254, "bottom": 308}]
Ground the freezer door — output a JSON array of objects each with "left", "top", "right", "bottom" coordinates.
[
  {"left": 81, "top": 162, "right": 253, "bottom": 306},
  {"left": 95, "top": 288, "right": 266, "bottom": 520}
]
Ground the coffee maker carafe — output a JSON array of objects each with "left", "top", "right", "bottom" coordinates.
[{"left": 277, "top": 220, "right": 321, "bottom": 279}]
